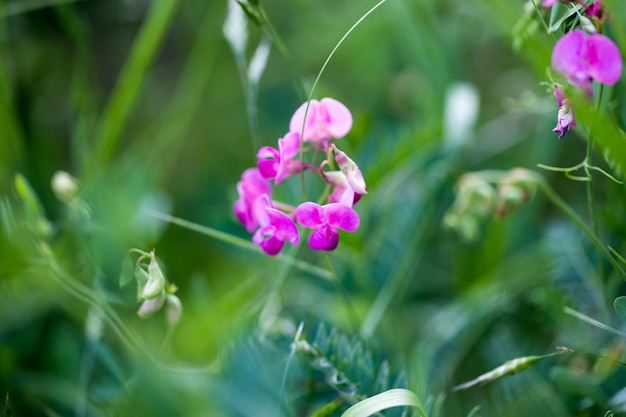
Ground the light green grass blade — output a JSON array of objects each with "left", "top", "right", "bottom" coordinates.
[
  {"left": 341, "top": 389, "right": 427, "bottom": 417},
  {"left": 88, "top": 0, "right": 181, "bottom": 173}
]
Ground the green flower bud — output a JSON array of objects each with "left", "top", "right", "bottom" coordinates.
[
  {"left": 141, "top": 251, "right": 165, "bottom": 300},
  {"left": 137, "top": 293, "right": 166, "bottom": 318}
]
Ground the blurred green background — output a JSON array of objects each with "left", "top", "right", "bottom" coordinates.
[{"left": 1, "top": 0, "right": 626, "bottom": 415}]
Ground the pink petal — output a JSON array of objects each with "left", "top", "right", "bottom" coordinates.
[
  {"left": 234, "top": 168, "right": 272, "bottom": 233},
  {"left": 322, "top": 203, "right": 360, "bottom": 232},
  {"left": 541, "top": 0, "right": 558, "bottom": 6},
  {"left": 266, "top": 208, "right": 299, "bottom": 245},
  {"left": 295, "top": 202, "right": 325, "bottom": 228},
  {"left": 553, "top": 85, "right": 566, "bottom": 107},
  {"left": 587, "top": 33, "right": 623, "bottom": 85},
  {"left": 320, "top": 98, "right": 353, "bottom": 139},
  {"left": 552, "top": 30, "right": 589, "bottom": 89},
  {"left": 275, "top": 132, "right": 303, "bottom": 184},
  {"left": 279, "top": 131, "right": 302, "bottom": 160},
  {"left": 309, "top": 225, "right": 339, "bottom": 251},
  {"left": 260, "top": 235, "right": 286, "bottom": 256},
  {"left": 251, "top": 194, "right": 272, "bottom": 228},
  {"left": 289, "top": 100, "right": 320, "bottom": 137}
]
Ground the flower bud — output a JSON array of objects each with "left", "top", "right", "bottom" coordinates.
[
  {"left": 495, "top": 169, "right": 537, "bottom": 218},
  {"left": 137, "top": 293, "right": 165, "bottom": 318},
  {"left": 455, "top": 174, "right": 497, "bottom": 219},
  {"left": 165, "top": 294, "right": 183, "bottom": 326},
  {"left": 51, "top": 171, "right": 79, "bottom": 204},
  {"left": 331, "top": 145, "right": 367, "bottom": 195},
  {"left": 141, "top": 251, "right": 165, "bottom": 300}
]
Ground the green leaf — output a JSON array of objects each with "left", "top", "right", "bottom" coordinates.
[
  {"left": 341, "top": 389, "right": 427, "bottom": 417},
  {"left": 614, "top": 297, "right": 626, "bottom": 325},
  {"left": 119, "top": 254, "right": 135, "bottom": 288}
]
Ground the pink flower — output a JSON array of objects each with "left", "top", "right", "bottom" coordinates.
[
  {"left": 541, "top": 0, "right": 559, "bottom": 6},
  {"left": 289, "top": 98, "right": 353, "bottom": 146},
  {"left": 295, "top": 202, "right": 360, "bottom": 251},
  {"left": 552, "top": 86, "right": 576, "bottom": 139},
  {"left": 252, "top": 195, "right": 299, "bottom": 255},
  {"left": 552, "top": 29, "right": 622, "bottom": 96},
  {"left": 234, "top": 168, "right": 272, "bottom": 233},
  {"left": 257, "top": 132, "right": 303, "bottom": 185}
]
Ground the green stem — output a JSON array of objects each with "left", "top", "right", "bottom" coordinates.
[
  {"left": 585, "top": 84, "right": 606, "bottom": 281},
  {"left": 87, "top": 0, "right": 181, "bottom": 175},
  {"left": 535, "top": 175, "right": 625, "bottom": 279},
  {"left": 147, "top": 210, "right": 333, "bottom": 280},
  {"left": 297, "top": 0, "right": 388, "bottom": 200},
  {"left": 258, "top": 7, "right": 308, "bottom": 101}
]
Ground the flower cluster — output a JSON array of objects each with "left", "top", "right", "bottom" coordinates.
[
  {"left": 234, "top": 98, "right": 367, "bottom": 256},
  {"left": 542, "top": 1, "right": 622, "bottom": 139}
]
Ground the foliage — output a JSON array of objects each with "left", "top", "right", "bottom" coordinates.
[{"left": 1, "top": 0, "right": 626, "bottom": 416}]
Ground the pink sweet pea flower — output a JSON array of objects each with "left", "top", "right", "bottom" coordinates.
[
  {"left": 541, "top": 0, "right": 559, "bottom": 6},
  {"left": 234, "top": 168, "right": 272, "bottom": 233},
  {"left": 552, "top": 29, "right": 622, "bottom": 96},
  {"left": 552, "top": 86, "right": 576, "bottom": 139},
  {"left": 295, "top": 202, "right": 360, "bottom": 251},
  {"left": 289, "top": 98, "right": 353, "bottom": 146},
  {"left": 252, "top": 195, "right": 299, "bottom": 256},
  {"left": 257, "top": 131, "right": 303, "bottom": 185}
]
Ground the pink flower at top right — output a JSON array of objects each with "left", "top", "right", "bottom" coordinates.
[{"left": 552, "top": 29, "right": 622, "bottom": 96}]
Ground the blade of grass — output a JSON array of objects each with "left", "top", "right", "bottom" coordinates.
[
  {"left": 341, "top": 389, "right": 427, "bottom": 417},
  {"left": 147, "top": 210, "right": 333, "bottom": 281},
  {"left": 86, "top": 0, "right": 181, "bottom": 175}
]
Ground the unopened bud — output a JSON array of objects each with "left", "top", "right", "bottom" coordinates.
[
  {"left": 137, "top": 293, "right": 165, "bottom": 318},
  {"left": 165, "top": 294, "right": 183, "bottom": 326},
  {"left": 331, "top": 145, "right": 368, "bottom": 195},
  {"left": 495, "top": 169, "right": 537, "bottom": 218},
  {"left": 142, "top": 251, "right": 165, "bottom": 300},
  {"left": 51, "top": 171, "right": 79, "bottom": 204},
  {"left": 455, "top": 175, "right": 496, "bottom": 219}
]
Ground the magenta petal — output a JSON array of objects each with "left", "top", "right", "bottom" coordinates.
[
  {"left": 552, "top": 30, "right": 588, "bottom": 87},
  {"left": 323, "top": 203, "right": 360, "bottom": 232},
  {"left": 295, "top": 202, "right": 325, "bottom": 228},
  {"left": 234, "top": 168, "right": 272, "bottom": 233},
  {"left": 257, "top": 159, "right": 277, "bottom": 179},
  {"left": 309, "top": 225, "right": 339, "bottom": 251},
  {"left": 321, "top": 98, "right": 353, "bottom": 139},
  {"left": 260, "top": 235, "right": 285, "bottom": 256},
  {"left": 587, "top": 34, "right": 623, "bottom": 85},
  {"left": 266, "top": 208, "right": 299, "bottom": 245}
]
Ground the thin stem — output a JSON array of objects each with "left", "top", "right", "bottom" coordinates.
[
  {"left": 585, "top": 83, "right": 605, "bottom": 281},
  {"left": 535, "top": 175, "right": 626, "bottom": 279},
  {"left": 147, "top": 210, "right": 333, "bottom": 280},
  {"left": 258, "top": 7, "right": 308, "bottom": 101},
  {"left": 297, "top": 0, "right": 388, "bottom": 201},
  {"left": 530, "top": 0, "right": 555, "bottom": 37}
]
